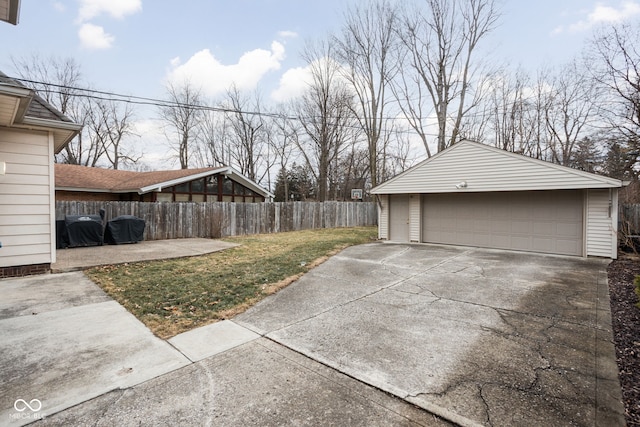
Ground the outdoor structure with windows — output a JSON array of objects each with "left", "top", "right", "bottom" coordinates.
[{"left": 55, "top": 164, "right": 274, "bottom": 203}]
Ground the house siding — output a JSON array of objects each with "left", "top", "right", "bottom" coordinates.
[
  {"left": 409, "top": 194, "right": 421, "bottom": 242},
  {"left": 378, "top": 195, "right": 389, "bottom": 240},
  {"left": 586, "top": 189, "right": 617, "bottom": 258},
  {"left": 0, "top": 128, "right": 53, "bottom": 268},
  {"left": 372, "top": 141, "right": 621, "bottom": 194}
]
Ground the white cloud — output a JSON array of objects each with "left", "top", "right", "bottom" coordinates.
[
  {"left": 74, "top": 0, "right": 141, "bottom": 50},
  {"left": 271, "top": 66, "right": 311, "bottom": 102},
  {"left": 166, "top": 41, "right": 286, "bottom": 98},
  {"left": 77, "top": 0, "right": 142, "bottom": 23},
  {"left": 78, "top": 23, "right": 115, "bottom": 50},
  {"left": 270, "top": 57, "right": 353, "bottom": 103},
  {"left": 278, "top": 30, "right": 299, "bottom": 39},
  {"left": 555, "top": 1, "right": 640, "bottom": 34}
]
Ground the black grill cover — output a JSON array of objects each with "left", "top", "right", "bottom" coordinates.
[
  {"left": 65, "top": 215, "right": 104, "bottom": 247},
  {"left": 104, "top": 215, "right": 145, "bottom": 244},
  {"left": 56, "top": 220, "right": 70, "bottom": 249}
]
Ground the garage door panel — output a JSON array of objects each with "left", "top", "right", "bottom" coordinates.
[
  {"left": 532, "top": 237, "right": 554, "bottom": 252},
  {"left": 510, "top": 220, "right": 532, "bottom": 233},
  {"left": 475, "top": 219, "right": 492, "bottom": 232},
  {"left": 533, "top": 221, "right": 554, "bottom": 235},
  {"left": 422, "top": 191, "right": 583, "bottom": 256},
  {"left": 557, "top": 222, "right": 581, "bottom": 238}
]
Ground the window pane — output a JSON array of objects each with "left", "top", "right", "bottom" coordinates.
[
  {"left": 206, "top": 176, "right": 218, "bottom": 193},
  {"left": 223, "top": 177, "right": 233, "bottom": 194},
  {"left": 176, "top": 182, "right": 190, "bottom": 192},
  {"left": 191, "top": 178, "right": 204, "bottom": 193}
]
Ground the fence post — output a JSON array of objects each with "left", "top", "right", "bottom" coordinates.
[{"left": 55, "top": 200, "right": 378, "bottom": 240}]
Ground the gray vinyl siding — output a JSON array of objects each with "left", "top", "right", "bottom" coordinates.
[
  {"left": 409, "top": 194, "right": 421, "bottom": 242},
  {"left": 372, "top": 141, "right": 622, "bottom": 194},
  {"left": 378, "top": 195, "right": 388, "bottom": 240},
  {"left": 0, "top": 128, "right": 55, "bottom": 267},
  {"left": 586, "top": 189, "right": 617, "bottom": 258}
]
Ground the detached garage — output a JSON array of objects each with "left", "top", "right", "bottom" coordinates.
[{"left": 371, "top": 140, "right": 624, "bottom": 258}]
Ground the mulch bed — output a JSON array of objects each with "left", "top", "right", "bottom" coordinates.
[{"left": 607, "top": 255, "right": 640, "bottom": 426}]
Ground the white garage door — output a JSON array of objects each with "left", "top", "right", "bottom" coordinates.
[{"left": 422, "top": 190, "right": 584, "bottom": 256}]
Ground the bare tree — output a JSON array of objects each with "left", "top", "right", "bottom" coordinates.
[
  {"left": 295, "top": 41, "right": 356, "bottom": 201},
  {"left": 267, "top": 108, "right": 300, "bottom": 197},
  {"left": 396, "top": 0, "right": 500, "bottom": 154},
  {"left": 85, "top": 98, "right": 139, "bottom": 169},
  {"left": 333, "top": 0, "right": 400, "bottom": 187},
  {"left": 544, "top": 61, "right": 599, "bottom": 166},
  {"left": 11, "top": 54, "right": 90, "bottom": 164},
  {"left": 222, "top": 86, "right": 273, "bottom": 183},
  {"left": 587, "top": 23, "right": 640, "bottom": 168},
  {"left": 159, "top": 80, "right": 203, "bottom": 169},
  {"left": 11, "top": 53, "right": 82, "bottom": 118}
]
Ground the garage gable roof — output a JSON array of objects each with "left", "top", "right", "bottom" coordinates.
[{"left": 371, "top": 140, "right": 623, "bottom": 194}]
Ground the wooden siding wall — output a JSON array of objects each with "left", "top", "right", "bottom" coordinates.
[
  {"left": 55, "top": 201, "right": 377, "bottom": 240},
  {"left": 0, "top": 128, "right": 53, "bottom": 267}
]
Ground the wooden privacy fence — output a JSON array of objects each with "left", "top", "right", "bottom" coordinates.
[{"left": 55, "top": 201, "right": 378, "bottom": 241}]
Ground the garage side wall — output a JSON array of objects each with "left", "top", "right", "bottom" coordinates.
[
  {"left": 0, "top": 128, "right": 54, "bottom": 272},
  {"left": 378, "top": 194, "right": 389, "bottom": 240},
  {"left": 586, "top": 189, "right": 618, "bottom": 258},
  {"left": 409, "top": 194, "right": 420, "bottom": 242}
]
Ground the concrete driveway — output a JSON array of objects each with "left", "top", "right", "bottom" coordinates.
[
  {"left": 0, "top": 247, "right": 450, "bottom": 427},
  {"left": 0, "top": 242, "right": 626, "bottom": 426},
  {"left": 235, "top": 243, "right": 626, "bottom": 426}
]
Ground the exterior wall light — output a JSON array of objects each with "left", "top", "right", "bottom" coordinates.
[{"left": 455, "top": 181, "right": 467, "bottom": 189}]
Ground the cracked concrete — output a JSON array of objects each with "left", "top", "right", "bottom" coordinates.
[
  {"left": 236, "top": 242, "right": 626, "bottom": 427},
  {"left": 1, "top": 241, "right": 625, "bottom": 426},
  {"left": 1, "top": 266, "right": 451, "bottom": 427}
]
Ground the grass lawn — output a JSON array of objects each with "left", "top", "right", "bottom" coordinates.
[{"left": 86, "top": 227, "right": 377, "bottom": 339}]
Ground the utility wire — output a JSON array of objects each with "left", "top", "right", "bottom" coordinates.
[{"left": 8, "top": 76, "right": 447, "bottom": 139}]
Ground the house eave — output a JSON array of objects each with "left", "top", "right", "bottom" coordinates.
[
  {"left": 138, "top": 167, "right": 230, "bottom": 194},
  {"left": 19, "top": 117, "right": 82, "bottom": 153},
  {"left": 138, "top": 166, "right": 274, "bottom": 199},
  {"left": 56, "top": 186, "right": 131, "bottom": 194},
  {"left": 224, "top": 168, "right": 275, "bottom": 199},
  {"left": 4, "top": 0, "right": 20, "bottom": 24}
]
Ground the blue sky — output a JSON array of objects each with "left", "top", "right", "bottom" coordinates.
[
  {"left": 1, "top": 0, "right": 639, "bottom": 168},
  {"left": 4, "top": 0, "right": 639, "bottom": 99}
]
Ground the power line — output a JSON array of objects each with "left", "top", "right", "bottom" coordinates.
[{"left": 10, "top": 76, "right": 447, "bottom": 139}]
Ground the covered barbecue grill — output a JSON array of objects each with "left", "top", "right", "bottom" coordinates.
[
  {"left": 64, "top": 214, "right": 104, "bottom": 247},
  {"left": 103, "top": 215, "right": 145, "bottom": 244}
]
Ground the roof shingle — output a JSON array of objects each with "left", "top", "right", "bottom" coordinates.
[{"left": 55, "top": 164, "right": 218, "bottom": 193}]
